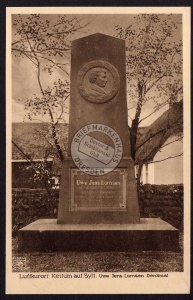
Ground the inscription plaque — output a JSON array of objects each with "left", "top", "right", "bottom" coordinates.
[{"left": 70, "top": 168, "right": 127, "bottom": 211}]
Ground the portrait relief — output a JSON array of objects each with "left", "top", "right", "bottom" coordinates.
[
  {"left": 77, "top": 60, "right": 120, "bottom": 104},
  {"left": 88, "top": 68, "right": 108, "bottom": 95}
]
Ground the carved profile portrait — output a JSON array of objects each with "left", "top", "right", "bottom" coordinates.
[
  {"left": 77, "top": 60, "right": 120, "bottom": 104},
  {"left": 88, "top": 69, "right": 108, "bottom": 95}
]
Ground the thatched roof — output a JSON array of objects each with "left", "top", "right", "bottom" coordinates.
[
  {"left": 12, "top": 101, "right": 183, "bottom": 172},
  {"left": 12, "top": 123, "right": 68, "bottom": 173},
  {"left": 135, "top": 101, "right": 183, "bottom": 163}
]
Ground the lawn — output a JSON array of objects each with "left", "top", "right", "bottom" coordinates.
[{"left": 12, "top": 232, "right": 183, "bottom": 273}]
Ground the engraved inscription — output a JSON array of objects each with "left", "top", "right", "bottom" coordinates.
[{"left": 70, "top": 169, "right": 126, "bottom": 211}]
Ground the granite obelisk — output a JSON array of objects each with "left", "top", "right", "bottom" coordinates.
[{"left": 57, "top": 33, "right": 140, "bottom": 224}]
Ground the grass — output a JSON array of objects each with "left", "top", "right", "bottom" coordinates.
[{"left": 12, "top": 232, "right": 183, "bottom": 273}]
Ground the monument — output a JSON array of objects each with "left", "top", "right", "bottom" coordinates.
[
  {"left": 57, "top": 33, "right": 140, "bottom": 224},
  {"left": 18, "top": 34, "right": 179, "bottom": 252}
]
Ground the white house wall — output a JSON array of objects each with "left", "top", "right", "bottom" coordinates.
[
  {"left": 147, "top": 163, "right": 155, "bottom": 184},
  {"left": 152, "top": 136, "right": 183, "bottom": 184},
  {"left": 135, "top": 163, "right": 155, "bottom": 184}
]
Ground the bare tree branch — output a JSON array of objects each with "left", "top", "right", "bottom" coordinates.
[
  {"left": 159, "top": 135, "right": 183, "bottom": 150},
  {"left": 128, "top": 105, "right": 135, "bottom": 111},
  {"left": 149, "top": 153, "right": 183, "bottom": 164},
  {"left": 12, "top": 140, "right": 31, "bottom": 161},
  {"left": 34, "top": 129, "right": 54, "bottom": 149},
  {"left": 36, "top": 54, "right": 69, "bottom": 76},
  {"left": 12, "top": 48, "right": 38, "bottom": 66},
  {"left": 55, "top": 95, "right": 70, "bottom": 125},
  {"left": 33, "top": 47, "right": 70, "bottom": 53},
  {"left": 135, "top": 121, "right": 183, "bottom": 152},
  {"left": 146, "top": 51, "right": 177, "bottom": 93},
  {"left": 154, "top": 30, "right": 170, "bottom": 56},
  {"left": 138, "top": 101, "right": 169, "bottom": 124}
]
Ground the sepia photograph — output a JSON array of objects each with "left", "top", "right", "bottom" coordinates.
[{"left": 6, "top": 6, "right": 190, "bottom": 294}]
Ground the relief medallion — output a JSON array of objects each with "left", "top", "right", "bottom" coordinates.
[{"left": 77, "top": 60, "right": 120, "bottom": 104}]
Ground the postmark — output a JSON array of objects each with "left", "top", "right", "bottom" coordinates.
[
  {"left": 77, "top": 60, "right": 120, "bottom": 104},
  {"left": 71, "top": 123, "right": 123, "bottom": 175}
]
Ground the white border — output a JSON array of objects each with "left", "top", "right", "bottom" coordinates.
[{"left": 6, "top": 6, "right": 191, "bottom": 294}]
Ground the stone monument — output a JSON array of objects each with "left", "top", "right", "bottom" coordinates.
[
  {"left": 57, "top": 33, "right": 140, "bottom": 224},
  {"left": 18, "top": 34, "right": 179, "bottom": 252}
]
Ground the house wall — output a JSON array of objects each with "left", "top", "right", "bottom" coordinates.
[
  {"left": 153, "top": 137, "right": 183, "bottom": 184},
  {"left": 140, "top": 163, "right": 154, "bottom": 184}
]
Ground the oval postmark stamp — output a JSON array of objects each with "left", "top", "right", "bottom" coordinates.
[
  {"left": 71, "top": 124, "right": 123, "bottom": 175},
  {"left": 77, "top": 60, "right": 120, "bottom": 104}
]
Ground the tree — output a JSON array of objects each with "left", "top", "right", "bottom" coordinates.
[
  {"left": 115, "top": 14, "right": 183, "bottom": 188},
  {"left": 12, "top": 14, "right": 89, "bottom": 162},
  {"left": 12, "top": 14, "right": 90, "bottom": 192},
  {"left": 12, "top": 14, "right": 183, "bottom": 193}
]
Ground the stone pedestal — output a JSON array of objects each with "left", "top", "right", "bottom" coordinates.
[{"left": 18, "top": 218, "right": 180, "bottom": 252}]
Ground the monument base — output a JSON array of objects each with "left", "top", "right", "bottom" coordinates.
[{"left": 17, "top": 218, "right": 179, "bottom": 252}]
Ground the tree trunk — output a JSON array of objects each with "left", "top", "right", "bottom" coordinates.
[
  {"left": 130, "top": 84, "right": 145, "bottom": 161},
  {"left": 136, "top": 164, "right": 143, "bottom": 200}
]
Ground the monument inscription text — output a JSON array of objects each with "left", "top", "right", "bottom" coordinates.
[{"left": 70, "top": 168, "right": 127, "bottom": 211}]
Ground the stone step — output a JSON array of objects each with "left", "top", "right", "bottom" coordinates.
[{"left": 18, "top": 218, "right": 179, "bottom": 252}]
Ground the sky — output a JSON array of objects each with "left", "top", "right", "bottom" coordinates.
[{"left": 11, "top": 13, "right": 182, "bottom": 126}]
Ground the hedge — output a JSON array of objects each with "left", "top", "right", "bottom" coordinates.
[{"left": 12, "top": 184, "right": 183, "bottom": 234}]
